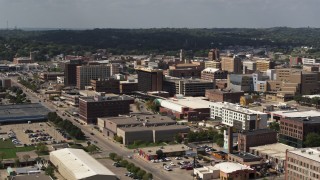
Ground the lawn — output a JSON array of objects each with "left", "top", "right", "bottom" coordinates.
[
  {"left": 0, "top": 140, "right": 15, "bottom": 149},
  {"left": 127, "top": 142, "right": 167, "bottom": 149},
  {"left": 0, "top": 146, "right": 36, "bottom": 159}
]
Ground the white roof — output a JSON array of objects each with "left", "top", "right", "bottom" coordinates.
[
  {"left": 250, "top": 143, "right": 295, "bottom": 160},
  {"left": 210, "top": 102, "right": 266, "bottom": 115},
  {"left": 202, "top": 68, "right": 220, "bottom": 73},
  {"left": 270, "top": 110, "right": 320, "bottom": 118},
  {"left": 50, "top": 148, "right": 115, "bottom": 179},
  {"left": 289, "top": 147, "right": 320, "bottom": 163},
  {"left": 159, "top": 97, "right": 211, "bottom": 112},
  {"left": 214, "top": 162, "right": 253, "bottom": 173}
]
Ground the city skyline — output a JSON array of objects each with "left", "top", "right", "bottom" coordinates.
[{"left": 0, "top": 0, "right": 319, "bottom": 29}]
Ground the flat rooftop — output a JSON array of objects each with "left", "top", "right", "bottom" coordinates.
[
  {"left": 286, "top": 116, "right": 320, "bottom": 124},
  {"left": 250, "top": 143, "right": 295, "bottom": 160},
  {"left": 159, "top": 96, "right": 212, "bottom": 110},
  {"left": 165, "top": 76, "right": 213, "bottom": 83},
  {"left": 288, "top": 147, "right": 320, "bottom": 163},
  {"left": 210, "top": 102, "right": 266, "bottom": 115},
  {"left": 140, "top": 144, "right": 190, "bottom": 154},
  {"left": 0, "top": 103, "right": 51, "bottom": 123},
  {"left": 230, "top": 152, "right": 262, "bottom": 161},
  {"left": 80, "top": 94, "right": 133, "bottom": 102},
  {"left": 118, "top": 125, "right": 189, "bottom": 132},
  {"left": 240, "top": 129, "right": 276, "bottom": 136},
  {"left": 99, "top": 113, "right": 175, "bottom": 126},
  {"left": 13, "top": 174, "right": 52, "bottom": 180},
  {"left": 270, "top": 110, "right": 320, "bottom": 118},
  {"left": 206, "top": 89, "right": 244, "bottom": 94}
]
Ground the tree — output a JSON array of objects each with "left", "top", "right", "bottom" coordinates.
[
  {"left": 36, "top": 143, "right": 49, "bottom": 154},
  {"left": 305, "top": 133, "right": 320, "bottom": 147},
  {"left": 114, "top": 155, "right": 123, "bottom": 162},
  {"left": 216, "top": 138, "right": 224, "bottom": 147},
  {"left": 137, "top": 169, "right": 146, "bottom": 178},
  {"left": 45, "top": 165, "right": 55, "bottom": 177},
  {"left": 86, "top": 145, "right": 98, "bottom": 154},
  {"left": 120, "top": 160, "right": 129, "bottom": 167},
  {"left": 126, "top": 163, "right": 135, "bottom": 172},
  {"left": 143, "top": 173, "right": 153, "bottom": 180},
  {"left": 174, "top": 134, "right": 183, "bottom": 143},
  {"left": 269, "top": 122, "right": 280, "bottom": 132},
  {"left": 156, "top": 149, "right": 164, "bottom": 159},
  {"left": 132, "top": 166, "right": 141, "bottom": 174},
  {"left": 22, "top": 154, "right": 30, "bottom": 165},
  {"left": 109, "top": 153, "right": 117, "bottom": 161}
]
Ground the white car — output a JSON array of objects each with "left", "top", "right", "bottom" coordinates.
[
  {"left": 175, "top": 157, "right": 182, "bottom": 160},
  {"left": 165, "top": 157, "right": 171, "bottom": 161},
  {"left": 170, "top": 162, "right": 176, "bottom": 166},
  {"left": 164, "top": 165, "right": 172, "bottom": 171}
]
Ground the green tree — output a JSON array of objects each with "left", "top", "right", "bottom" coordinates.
[
  {"left": 174, "top": 134, "right": 183, "bottom": 143},
  {"left": 156, "top": 149, "right": 164, "bottom": 159},
  {"left": 86, "top": 145, "right": 98, "bottom": 154},
  {"left": 131, "top": 166, "right": 141, "bottom": 174},
  {"left": 120, "top": 159, "right": 129, "bottom": 167},
  {"left": 109, "top": 153, "right": 117, "bottom": 161},
  {"left": 305, "top": 133, "right": 320, "bottom": 147},
  {"left": 45, "top": 165, "right": 55, "bottom": 177},
  {"left": 143, "top": 173, "right": 153, "bottom": 180},
  {"left": 126, "top": 163, "right": 135, "bottom": 172},
  {"left": 269, "top": 122, "right": 280, "bottom": 132},
  {"left": 137, "top": 169, "right": 146, "bottom": 178},
  {"left": 216, "top": 138, "right": 224, "bottom": 147}
]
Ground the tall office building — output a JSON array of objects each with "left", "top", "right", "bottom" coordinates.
[
  {"left": 221, "top": 56, "right": 242, "bottom": 74},
  {"left": 76, "top": 65, "right": 110, "bottom": 90},
  {"left": 64, "top": 60, "right": 82, "bottom": 86},
  {"left": 208, "top": 48, "right": 220, "bottom": 61},
  {"left": 137, "top": 68, "right": 163, "bottom": 92}
]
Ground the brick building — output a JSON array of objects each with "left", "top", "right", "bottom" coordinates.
[
  {"left": 137, "top": 68, "right": 163, "bottom": 92},
  {"left": 208, "top": 49, "right": 220, "bottom": 61},
  {"left": 40, "top": 72, "right": 64, "bottom": 81},
  {"left": 119, "top": 79, "right": 138, "bottom": 94},
  {"left": 279, "top": 116, "right": 320, "bottom": 148},
  {"left": 221, "top": 56, "right": 242, "bottom": 74},
  {"left": 79, "top": 92, "right": 134, "bottom": 124},
  {"left": 238, "top": 129, "right": 277, "bottom": 152},
  {"left": 76, "top": 65, "right": 110, "bottom": 90},
  {"left": 0, "top": 78, "right": 12, "bottom": 88},
  {"left": 205, "top": 89, "right": 244, "bottom": 103},
  {"left": 201, "top": 68, "right": 228, "bottom": 81},
  {"left": 163, "top": 76, "right": 214, "bottom": 97},
  {"left": 158, "top": 96, "right": 211, "bottom": 121},
  {"left": 286, "top": 147, "right": 320, "bottom": 180},
  {"left": 90, "top": 78, "right": 120, "bottom": 94},
  {"left": 63, "top": 59, "right": 83, "bottom": 87}
]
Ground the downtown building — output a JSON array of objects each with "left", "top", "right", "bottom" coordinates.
[
  {"left": 136, "top": 68, "right": 163, "bottom": 92},
  {"left": 76, "top": 65, "right": 110, "bottom": 90},
  {"left": 209, "top": 102, "right": 268, "bottom": 130},
  {"left": 79, "top": 92, "right": 134, "bottom": 124}
]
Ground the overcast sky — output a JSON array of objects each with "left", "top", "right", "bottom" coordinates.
[{"left": 0, "top": 0, "right": 319, "bottom": 29}]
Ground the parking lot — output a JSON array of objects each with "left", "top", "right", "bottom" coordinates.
[
  {"left": 0, "top": 122, "right": 72, "bottom": 146},
  {"left": 142, "top": 155, "right": 211, "bottom": 180}
]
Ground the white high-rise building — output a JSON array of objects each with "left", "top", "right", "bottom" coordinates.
[{"left": 210, "top": 102, "right": 268, "bottom": 130}]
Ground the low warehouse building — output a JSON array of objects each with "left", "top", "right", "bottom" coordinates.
[
  {"left": 0, "top": 103, "right": 51, "bottom": 124},
  {"left": 50, "top": 148, "right": 117, "bottom": 180},
  {"left": 117, "top": 125, "right": 190, "bottom": 145}
]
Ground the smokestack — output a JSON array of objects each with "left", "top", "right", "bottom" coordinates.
[{"left": 228, "top": 126, "right": 233, "bottom": 154}]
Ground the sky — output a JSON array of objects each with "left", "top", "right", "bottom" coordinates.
[{"left": 0, "top": 0, "right": 319, "bottom": 29}]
